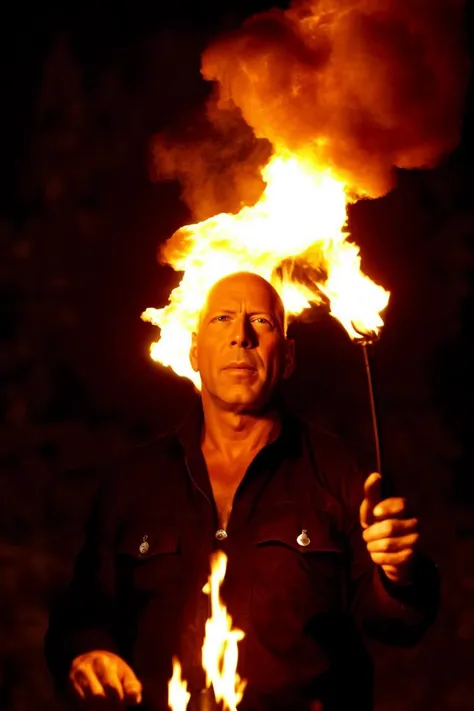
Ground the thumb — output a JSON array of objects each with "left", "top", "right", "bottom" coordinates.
[
  {"left": 359, "top": 472, "right": 382, "bottom": 529},
  {"left": 120, "top": 662, "right": 142, "bottom": 705}
]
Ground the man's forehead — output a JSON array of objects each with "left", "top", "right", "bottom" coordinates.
[
  {"left": 205, "top": 276, "right": 279, "bottom": 312},
  {"left": 207, "top": 287, "right": 275, "bottom": 311}
]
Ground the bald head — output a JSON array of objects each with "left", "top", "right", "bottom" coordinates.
[{"left": 198, "top": 272, "right": 286, "bottom": 335}]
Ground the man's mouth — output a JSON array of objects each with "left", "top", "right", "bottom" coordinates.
[{"left": 224, "top": 362, "right": 256, "bottom": 372}]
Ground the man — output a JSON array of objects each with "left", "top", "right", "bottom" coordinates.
[{"left": 45, "top": 271, "right": 439, "bottom": 711}]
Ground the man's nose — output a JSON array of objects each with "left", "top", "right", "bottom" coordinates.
[{"left": 230, "top": 316, "right": 254, "bottom": 348}]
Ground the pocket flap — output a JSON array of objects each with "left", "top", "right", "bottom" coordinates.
[{"left": 254, "top": 508, "right": 343, "bottom": 554}]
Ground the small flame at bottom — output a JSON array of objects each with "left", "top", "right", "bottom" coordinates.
[
  {"left": 168, "top": 551, "right": 246, "bottom": 711},
  {"left": 168, "top": 658, "right": 191, "bottom": 711},
  {"left": 202, "top": 551, "right": 246, "bottom": 711}
]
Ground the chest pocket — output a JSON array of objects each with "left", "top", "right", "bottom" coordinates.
[
  {"left": 116, "top": 520, "right": 181, "bottom": 595},
  {"left": 252, "top": 505, "right": 347, "bottom": 613}
]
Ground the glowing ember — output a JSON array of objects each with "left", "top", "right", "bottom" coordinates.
[
  {"left": 201, "top": 551, "right": 246, "bottom": 711},
  {"left": 167, "top": 551, "right": 245, "bottom": 711},
  {"left": 168, "top": 658, "right": 191, "bottom": 711},
  {"left": 142, "top": 152, "right": 390, "bottom": 388}
]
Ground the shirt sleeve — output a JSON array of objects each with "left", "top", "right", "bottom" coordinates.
[
  {"left": 44, "top": 473, "right": 122, "bottom": 691},
  {"left": 342, "top": 457, "right": 441, "bottom": 646}
]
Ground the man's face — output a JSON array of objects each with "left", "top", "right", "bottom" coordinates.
[{"left": 190, "top": 273, "right": 294, "bottom": 411}]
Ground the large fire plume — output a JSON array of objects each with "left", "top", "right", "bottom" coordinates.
[
  {"left": 143, "top": 0, "right": 469, "bottom": 387},
  {"left": 202, "top": 0, "right": 468, "bottom": 199}
]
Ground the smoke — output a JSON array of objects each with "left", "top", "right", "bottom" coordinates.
[
  {"left": 152, "top": 0, "right": 469, "bottom": 213},
  {"left": 151, "top": 101, "right": 271, "bottom": 222}
]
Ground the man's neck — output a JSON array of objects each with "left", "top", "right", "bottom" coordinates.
[{"left": 201, "top": 393, "right": 281, "bottom": 463}]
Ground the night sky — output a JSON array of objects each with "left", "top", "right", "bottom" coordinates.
[{"left": 0, "top": 2, "right": 473, "bottom": 710}]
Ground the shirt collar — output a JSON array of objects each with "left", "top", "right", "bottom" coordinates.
[{"left": 174, "top": 398, "right": 302, "bottom": 462}]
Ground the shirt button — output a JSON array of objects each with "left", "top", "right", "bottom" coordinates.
[
  {"left": 215, "top": 529, "right": 228, "bottom": 541},
  {"left": 297, "top": 529, "right": 310, "bottom": 546},
  {"left": 139, "top": 540, "right": 149, "bottom": 554}
]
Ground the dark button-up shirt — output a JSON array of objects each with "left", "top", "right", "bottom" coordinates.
[{"left": 45, "top": 407, "right": 439, "bottom": 711}]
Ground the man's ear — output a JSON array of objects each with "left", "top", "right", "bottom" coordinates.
[
  {"left": 283, "top": 338, "right": 295, "bottom": 380},
  {"left": 189, "top": 332, "right": 199, "bottom": 373}
]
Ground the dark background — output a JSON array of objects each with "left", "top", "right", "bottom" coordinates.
[{"left": 0, "top": 2, "right": 473, "bottom": 709}]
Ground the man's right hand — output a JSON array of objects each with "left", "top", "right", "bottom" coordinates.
[{"left": 69, "top": 650, "right": 142, "bottom": 707}]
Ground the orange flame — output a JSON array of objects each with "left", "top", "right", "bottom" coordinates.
[
  {"left": 143, "top": 0, "right": 469, "bottom": 386},
  {"left": 201, "top": 551, "right": 246, "bottom": 711},
  {"left": 142, "top": 151, "right": 390, "bottom": 388},
  {"left": 168, "top": 658, "right": 191, "bottom": 711},
  {"left": 167, "top": 552, "right": 245, "bottom": 711}
]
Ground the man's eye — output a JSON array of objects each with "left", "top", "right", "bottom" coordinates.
[
  {"left": 212, "top": 315, "right": 230, "bottom": 322},
  {"left": 252, "top": 317, "right": 273, "bottom": 328}
]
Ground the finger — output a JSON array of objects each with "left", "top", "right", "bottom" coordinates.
[
  {"left": 123, "top": 683, "right": 142, "bottom": 706},
  {"left": 69, "top": 666, "right": 87, "bottom": 701},
  {"left": 360, "top": 472, "right": 382, "bottom": 529},
  {"left": 366, "top": 532, "right": 419, "bottom": 553},
  {"left": 372, "top": 497, "right": 409, "bottom": 520},
  {"left": 362, "top": 517, "right": 419, "bottom": 542},
  {"left": 381, "top": 564, "right": 399, "bottom": 578},
  {"left": 370, "top": 549, "right": 416, "bottom": 566},
  {"left": 92, "top": 661, "right": 126, "bottom": 711},
  {"left": 73, "top": 666, "right": 105, "bottom": 700},
  {"left": 364, "top": 472, "right": 382, "bottom": 506},
  {"left": 102, "top": 672, "right": 125, "bottom": 706},
  {"left": 70, "top": 676, "right": 86, "bottom": 702},
  {"left": 94, "top": 658, "right": 125, "bottom": 704},
  {"left": 120, "top": 666, "right": 142, "bottom": 705}
]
